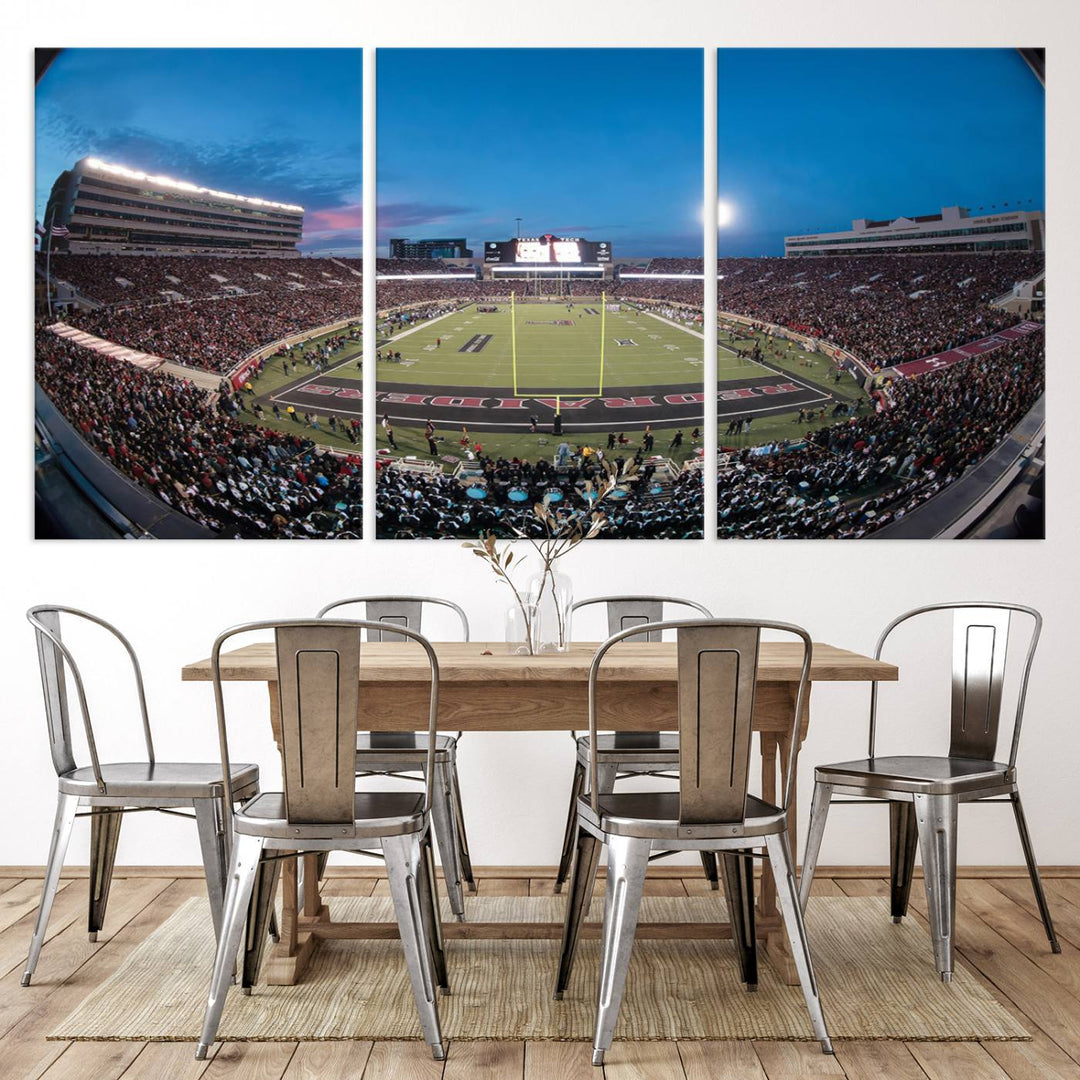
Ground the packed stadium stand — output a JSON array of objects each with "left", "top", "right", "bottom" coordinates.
[
  {"left": 38, "top": 254, "right": 362, "bottom": 373},
  {"left": 376, "top": 456, "right": 704, "bottom": 540},
  {"left": 34, "top": 327, "right": 362, "bottom": 538},
  {"left": 715, "top": 332, "right": 1043, "bottom": 538},
  {"left": 33, "top": 244, "right": 1044, "bottom": 539},
  {"left": 715, "top": 253, "right": 1043, "bottom": 369}
]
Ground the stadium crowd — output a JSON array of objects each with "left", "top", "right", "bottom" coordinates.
[
  {"left": 715, "top": 332, "right": 1044, "bottom": 538},
  {"left": 62, "top": 286, "right": 362, "bottom": 373},
  {"left": 35, "top": 327, "right": 362, "bottom": 537},
  {"left": 42, "top": 253, "right": 358, "bottom": 307},
  {"left": 376, "top": 453, "right": 703, "bottom": 540},
  {"left": 715, "top": 253, "right": 1042, "bottom": 369},
  {"left": 35, "top": 246, "right": 1043, "bottom": 541}
]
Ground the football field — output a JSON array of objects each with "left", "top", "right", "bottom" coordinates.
[
  {"left": 382, "top": 300, "right": 705, "bottom": 392},
  {"left": 257, "top": 299, "right": 868, "bottom": 463}
]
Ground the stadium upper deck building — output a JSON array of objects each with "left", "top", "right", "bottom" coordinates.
[
  {"left": 784, "top": 205, "right": 1044, "bottom": 257},
  {"left": 43, "top": 157, "right": 305, "bottom": 255}
]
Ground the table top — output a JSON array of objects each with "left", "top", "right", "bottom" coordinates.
[{"left": 182, "top": 640, "right": 898, "bottom": 684}]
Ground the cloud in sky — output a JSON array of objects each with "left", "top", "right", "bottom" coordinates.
[
  {"left": 35, "top": 49, "right": 363, "bottom": 252},
  {"left": 377, "top": 48, "right": 704, "bottom": 258}
]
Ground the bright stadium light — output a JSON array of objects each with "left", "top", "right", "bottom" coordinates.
[
  {"left": 82, "top": 157, "right": 305, "bottom": 213},
  {"left": 717, "top": 199, "right": 735, "bottom": 228}
]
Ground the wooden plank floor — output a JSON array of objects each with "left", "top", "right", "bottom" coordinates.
[{"left": 1, "top": 868, "right": 1076, "bottom": 1080}]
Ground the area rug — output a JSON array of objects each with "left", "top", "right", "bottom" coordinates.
[{"left": 50, "top": 895, "right": 1027, "bottom": 1042}]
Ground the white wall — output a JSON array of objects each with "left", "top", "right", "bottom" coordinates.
[
  {"left": 2, "top": 543, "right": 1077, "bottom": 870},
  {"left": 3, "top": 0, "right": 1078, "bottom": 872}
]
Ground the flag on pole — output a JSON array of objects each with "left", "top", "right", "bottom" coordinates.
[
  {"left": 35, "top": 220, "right": 46, "bottom": 237},
  {"left": 52, "top": 224, "right": 70, "bottom": 238}
]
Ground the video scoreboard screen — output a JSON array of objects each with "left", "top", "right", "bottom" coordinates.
[{"left": 484, "top": 236, "right": 611, "bottom": 264}]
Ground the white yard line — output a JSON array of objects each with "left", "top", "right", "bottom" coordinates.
[
  {"left": 641, "top": 308, "right": 705, "bottom": 340},
  {"left": 385, "top": 305, "right": 469, "bottom": 343}
]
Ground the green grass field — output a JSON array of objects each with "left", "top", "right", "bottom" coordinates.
[
  {"left": 716, "top": 322, "right": 870, "bottom": 448},
  {"left": 237, "top": 303, "right": 869, "bottom": 466},
  {"left": 379, "top": 301, "right": 704, "bottom": 392}
]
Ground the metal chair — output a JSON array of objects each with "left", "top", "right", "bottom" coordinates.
[
  {"left": 23, "top": 605, "right": 261, "bottom": 987},
  {"left": 554, "top": 596, "right": 717, "bottom": 893},
  {"left": 317, "top": 596, "right": 474, "bottom": 919},
  {"left": 555, "top": 619, "right": 832, "bottom": 1065},
  {"left": 799, "top": 602, "right": 1060, "bottom": 982},
  {"left": 197, "top": 618, "right": 447, "bottom": 1061}
]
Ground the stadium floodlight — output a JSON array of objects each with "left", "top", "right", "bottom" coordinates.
[
  {"left": 82, "top": 158, "right": 305, "bottom": 213},
  {"left": 375, "top": 272, "right": 477, "bottom": 280},
  {"left": 717, "top": 199, "right": 735, "bottom": 228},
  {"left": 490, "top": 264, "right": 601, "bottom": 274},
  {"left": 618, "top": 272, "right": 705, "bottom": 280}
]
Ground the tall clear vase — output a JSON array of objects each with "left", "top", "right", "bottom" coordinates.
[
  {"left": 505, "top": 601, "right": 540, "bottom": 655},
  {"left": 528, "top": 570, "right": 573, "bottom": 653}
]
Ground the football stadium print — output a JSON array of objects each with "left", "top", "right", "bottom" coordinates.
[
  {"left": 33, "top": 48, "right": 1043, "bottom": 540},
  {"left": 374, "top": 48, "right": 706, "bottom": 539}
]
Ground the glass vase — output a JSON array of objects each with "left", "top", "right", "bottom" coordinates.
[
  {"left": 527, "top": 569, "right": 573, "bottom": 653},
  {"left": 504, "top": 601, "right": 540, "bottom": 655}
]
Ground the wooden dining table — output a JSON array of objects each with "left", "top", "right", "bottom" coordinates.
[{"left": 182, "top": 639, "right": 897, "bottom": 986}]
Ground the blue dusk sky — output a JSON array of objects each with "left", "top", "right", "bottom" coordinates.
[
  {"left": 35, "top": 49, "right": 363, "bottom": 253},
  {"left": 718, "top": 48, "right": 1045, "bottom": 257},
  {"left": 377, "top": 49, "right": 704, "bottom": 258}
]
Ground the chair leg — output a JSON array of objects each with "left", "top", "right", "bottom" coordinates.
[
  {"left": 592, "top": 834, "right": 651, "bottom": 1066},
  {"left": 554, "top": 824, "right": 602, "bottom": 999},
  {"left": 554, "top": 759, "right": 587, "bottom": 893},
  {"left": 429, "top": 761, "right": 465, "bottom": 921},
  {"left": 595, "top": 763, "right": 619, "bottom": 795},
  {"left": 913, "top": 793, "right": 958, "bottom": 981},
  {"left": 87, "top": 807, "right": 123, "bottom": 942},
  {"left": 196, "top": 833, "right": 264, "bottom": 1060},
  {"left": 720, "top": 850, "right": 757, "bottom": 989},
  {"left": 383, "top": 832, "right": 445, "bottom": 1060},
  {"left": 194, "top": 798, "right": 228, "bottom": 941},
  {"left": 700, "top": 852, "right": 720, "bottom": 891},
  {"left": 765, "top": 830, "right": 833, "bottom": 1054},
  {"left": 23, "top": 792, "right": 78, "bottom": 986},
  {"left": 416, "top": 826, "right": 450, "bottom": 993},
  {"left": 446, "top": 754, "right": 476, "bottom": 893},
  {"left": 1010, "top": 790, "right": 1061, "bottom": 953},
  {"left": 241, "top": 853, "right": 281, "bottom": 993},
  {"left": 798, "top": 781, "right": 833, "bottom": 912},
  {"left": 889, "top": 800, "right": 919, "bottom": 923}
]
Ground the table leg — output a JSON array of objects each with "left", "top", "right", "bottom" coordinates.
[
  {"left": 279, "top": 853, "right": 298, "bottom": 954},
  {"left": 261, "top": 682, "right": 329, "bottom": 985}
]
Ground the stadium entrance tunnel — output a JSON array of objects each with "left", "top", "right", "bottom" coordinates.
[{"left": 272, "top": 374, "right": 828, "bottom": 433}]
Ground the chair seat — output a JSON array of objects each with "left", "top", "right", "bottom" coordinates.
[
  {"left": 59, "top": 761, "right": 259, "bottom": 799},
  {"left": 578, "top": 790, "right": 785, "bottom": 840},
  {"left": 356, "top": 733, "right": 456, "bottom": 763},
  {"left": 234, "top": 791, "right": 426, "bottom": 840},
  {"left": 815, "top": 755, "right": 1015, "bottom": 795},
  {"left": 576, "top": 733, "right": 679, "bottom": 766}
]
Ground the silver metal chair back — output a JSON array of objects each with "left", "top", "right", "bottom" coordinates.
[
  {"left": 317, "top": 596, "right": 469, "bottom": 643},
  {"left": 571, "top": 595, "right": 712, "bottom": 642},
  {"left": 869, "top": 602, "right": 1040, "bottom": 767},
  {"left": 211, "top": 619, "right": 441, "bottom": 821},
  {"left": 27, "top": 605, "right": 154, "bottom": 792},
  {"left": 587, "top": 619, "right": 812, "bottom": 820},
  {"left": 276, "top": 623, "right": 361, "bottom": 826}
]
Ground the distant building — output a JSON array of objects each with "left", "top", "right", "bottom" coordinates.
[
  {"left": 389, "top": 237, "right": 473, "bottom": 259},
  {"left": 784, "top": 205, "right": 1044, "bottom": 257},
  {"left": 43, "top": 157, "right": 304, "bottom": 255}
]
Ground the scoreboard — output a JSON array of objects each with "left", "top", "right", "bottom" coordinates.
[{"left": 484, "top": 236, "right": 611, "bottom": 265}]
